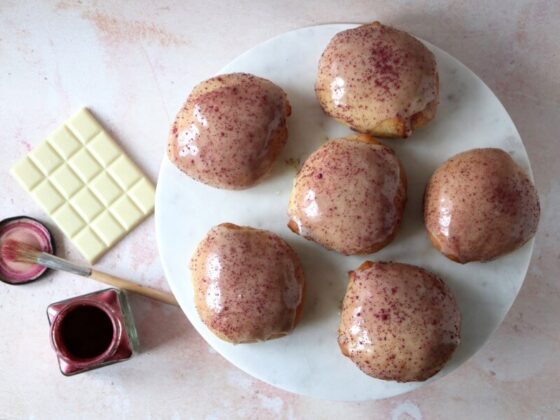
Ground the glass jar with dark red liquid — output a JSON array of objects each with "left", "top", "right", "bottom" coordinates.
[{"left": 47, "top": 288, "right": 139, "bottom": 376}]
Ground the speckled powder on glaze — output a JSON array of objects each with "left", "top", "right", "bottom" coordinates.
[
  {"left": 288, "top": 136, "right": 406, "bottom": 255},
  {"left": 424, "top": 148, "right": 540, "bottom": 263},
  {"left": 315, "top": 21, "right": 438, "bottom": 137},
  {"left": 190, "top": 224, "right": 304, "bottom": 343},
  {"left": 168, "top": 73, "right": 291, "bottom": 189},
  {"left": 338, "top": 261, "right": 461, "bottom": 382}
]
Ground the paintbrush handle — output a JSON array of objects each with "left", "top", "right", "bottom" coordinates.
[
  {"left": 90, "top": 269, "right": 179, "bottom": 306},
  {"left": 37, "top": 252, "right": 179, "bottom": 306}
]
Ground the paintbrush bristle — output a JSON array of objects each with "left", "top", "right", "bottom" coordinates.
[{"left": 0, "top": 240, "right": 42, "bottom": 264}]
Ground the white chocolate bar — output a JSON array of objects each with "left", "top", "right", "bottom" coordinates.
[{"left": 11, "top": 108, "right": 155, "bottom": 262}]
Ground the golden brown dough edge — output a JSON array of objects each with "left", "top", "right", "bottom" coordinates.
[
  {"left": 322, "top": 94, "right": 438, "bottom": 140},
  {"left": 353, "top": 96, "right": 439, "bottom": 139},
  {"left": 362, "top": 54, "right": 440, "bottom": 139},
  {"left": 321, "top": 40, "right": 440, "bottom": 139},
  {"left": 315, "top": 45, "right": 439, "bottom": 139}
]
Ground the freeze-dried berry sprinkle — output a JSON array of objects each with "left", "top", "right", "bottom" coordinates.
[
  {"left": 288, "top": 136, "right": 406, "bottom": 255},
  {"left": 168, "top": 73, "right": 291, "bottom": 189},
  {"left": 424, "top": 148, "right": 540, "bottom": 263},
  {"left": 315, "top": 21, "right": 438, "bottom": 137},
  {"left": 338, "top": 261, "right": 461, "bottom": 382},
  {"left": 190, "top": 224, "right": 305, "bottom": 344}
]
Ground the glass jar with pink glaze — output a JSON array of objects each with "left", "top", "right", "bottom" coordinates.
[{"left": 46, "top": 288, "right": 138, "bottom": 376}]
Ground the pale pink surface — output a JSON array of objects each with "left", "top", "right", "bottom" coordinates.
[{"left": 0, "top": 0, "right": 558, "bottom": 418}]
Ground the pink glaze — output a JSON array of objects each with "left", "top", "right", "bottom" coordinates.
[
  {"left": 168, "top": 73, "right": 291, "bottom": 189},
  {"left": 315, "top": 22, "right": 438, "bottom": 136},
  {"left": 190, "top": 224, "right": 305, "bottom": 343},
  {"left": 0, "top": 217, "right": 53, "bottom": 284},
  {"left": 424, "top": 148, "right": 540, "bottom": 263},
  {"left": 288, "top": 136, "right": 406, "bottom": 255},
  {"left": 338, "top": 261, "right": 461, "bottom": 382}
]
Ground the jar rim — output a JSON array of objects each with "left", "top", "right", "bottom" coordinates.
[{"left": 50, "top": 299, "right": 122, "bottom": 367}]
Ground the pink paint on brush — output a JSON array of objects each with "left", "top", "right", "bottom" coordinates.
[{"left": 0, "top": 217, "right": 54, "bottom": 284}]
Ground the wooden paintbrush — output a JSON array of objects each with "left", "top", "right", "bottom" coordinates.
[{"left": 1, "top": 239, "right": 178, "bottom": 306}]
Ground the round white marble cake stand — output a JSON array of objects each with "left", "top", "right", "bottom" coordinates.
[{"left": 155, "top": 24, "right": 535, "bottom": 401}]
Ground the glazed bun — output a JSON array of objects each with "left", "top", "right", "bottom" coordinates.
[
  {"left": 190, "top": 223, "right": 305, "bottom": 344},
  {"left": 168, "top": 73, "right": 291, "bottom": 189},
  {"left": 316, "top": 21, "right": 438, "bottom": 138},
  {"left": 338, "top": 261, "right": 461, "bottom": 382},
  {"left": 424, "top": 148, "right": 540, "bottom": 263},
  {"left": 288, "top": 134, "right": 406, "bottom": 255}
]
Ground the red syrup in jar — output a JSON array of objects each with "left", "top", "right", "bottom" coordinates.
[
  {"left": 47, "top": 288, "right": 138, "bottom": 376},
  {"left": 59, "top": 305, "right": 114, "bottom": 359}
]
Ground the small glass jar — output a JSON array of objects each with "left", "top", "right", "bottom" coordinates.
[{"left": 47, "top": 288, "right": 139, "bottom": 376}]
